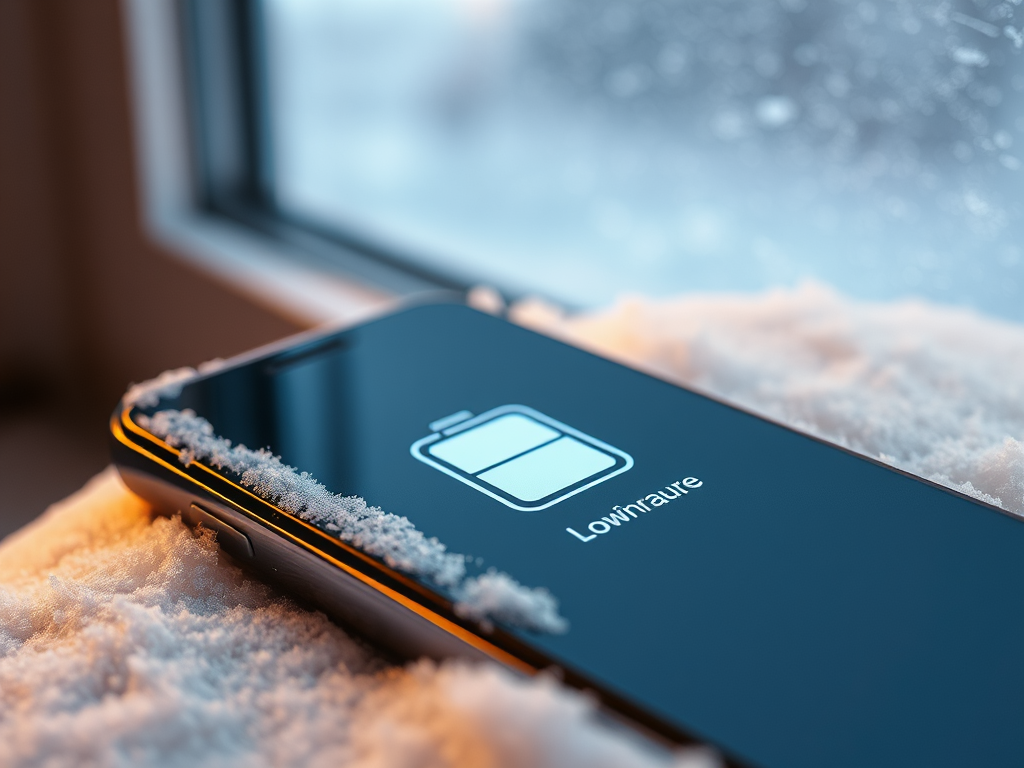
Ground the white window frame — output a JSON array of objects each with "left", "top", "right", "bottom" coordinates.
[{"left": 122, "top": 0, "right": 397, "bottom": 328}]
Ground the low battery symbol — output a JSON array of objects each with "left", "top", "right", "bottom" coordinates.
[{"left": 410, "top": 405, "right": 633, "bottom": 511}]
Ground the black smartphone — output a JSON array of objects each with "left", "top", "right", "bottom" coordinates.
[{"left": 111, "top": 303, "right": 1024, "bottom": 768}]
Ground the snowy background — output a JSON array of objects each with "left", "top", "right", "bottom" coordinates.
[
  {"left": 1, "top": 286, "right": 1022, "bottom": 766},
  {"left": 265, "top": 0, "right": 1024, "bottom": 320}
]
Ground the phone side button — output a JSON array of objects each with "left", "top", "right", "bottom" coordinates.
[{"left": 188, "top": 503, "right": 255, "bottom": 560}]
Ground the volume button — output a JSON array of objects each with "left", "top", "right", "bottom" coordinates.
[{"left": 188, "top": 503, "right": 255, "bottom": 559}]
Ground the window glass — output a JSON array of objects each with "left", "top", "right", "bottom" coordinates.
[{"left": 264, "top": 0, "right": 1024, "bottom": 319}]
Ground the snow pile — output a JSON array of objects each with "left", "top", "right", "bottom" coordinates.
[
  {"left": 0, "top": 469, "right": 714, "bottom": 768},
  {"left": 136, "top": 409, "right": 567, "bottom": 635},
  {"left": 512, "top": 283, "right": 1024, "bottom": 515},
  {"left": 2, "top": 285, "right": 1022, "bottom": 766}
]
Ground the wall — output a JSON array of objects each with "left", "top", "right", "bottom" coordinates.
[
  {"left": 0, "top": 0, "right": 305, "bottom": 427},
  {"left": 0, "top": 0, "right": 72, "bottom": 405}
]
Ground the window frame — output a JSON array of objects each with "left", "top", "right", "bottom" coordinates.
[
  {"left": 123, "top": 0, "right": 470, "bottom": 329},
  {"left": 126, "top": 0, "right": 1024, "bottom": 325}
]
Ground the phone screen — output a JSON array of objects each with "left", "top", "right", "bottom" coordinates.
[{"left": 145, "top": 304, "right": 1024, "bottom": 768}]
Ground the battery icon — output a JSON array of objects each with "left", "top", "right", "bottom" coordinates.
[{"left": 410, "top": 405, "right": 633, "bottom": 511}]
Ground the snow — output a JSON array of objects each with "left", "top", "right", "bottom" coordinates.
[
  {"left": 2, "top": 285, "right": 1023, "bottom": 765},
  {"left": 512, "top": 283, "right": 1024, "bottom": 515},
  {"left": 949, "top": 12, "right": 1001, "bottom": 38},
  {"left": 122, "top": 359, "right": 225, "bottom": 409},
  {"left": 452, "top": 569, "right": 565, "bottom": 633},
  {"left": 122, "top": 367, "right": 199, "bottom": 409},
  {"left": 0, "top": 469, "right": 710, "bottom": 768},
  {"left": 951, "top": 47, "right": 990, "bottom": 67},
  {"left": 755, "top": 96, "right": 798, "bottom": 127}
]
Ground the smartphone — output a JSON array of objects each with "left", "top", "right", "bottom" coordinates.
[{"left": 111, "top": 302, "right": 1024, "bottom": 768}]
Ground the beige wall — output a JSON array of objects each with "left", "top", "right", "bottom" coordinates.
[
  {"left": 0, "top": 0, "right": 304, "bottom": 425},
  {"left": 0, "top": 0, "right": 72, "bottom": 395}
]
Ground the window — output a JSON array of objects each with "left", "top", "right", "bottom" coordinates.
[{"left": 186, "top": 0, "right": 1024, "bottom": 320}]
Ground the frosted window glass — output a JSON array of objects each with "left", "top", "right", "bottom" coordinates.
[{"left": 264, "top": 0, "right": 1024, "bottom": 322}]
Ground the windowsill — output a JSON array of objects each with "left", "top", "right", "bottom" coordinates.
[{"left": 150, "top": 210, "right": 395, "bottom": 329}]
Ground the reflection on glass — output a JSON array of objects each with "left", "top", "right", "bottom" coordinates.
[{"left": 264, "top": 0, "right": 1024, "bottom": 320}]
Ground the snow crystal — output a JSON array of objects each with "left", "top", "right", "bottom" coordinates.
[
  {"left": 136, "top": 408, "right": 568, "bottom": 634},
  {"left": 951, "top": 47, "right": 989, "bottom": 67},
  {"left": 755, "top": 95, "right": 798, "bottom": 127},
  {"left": 453, "top": 569, "right": 566, "bottom": 634}
]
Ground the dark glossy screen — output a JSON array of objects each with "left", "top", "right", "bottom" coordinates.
[{"left": 155, "top": 304, "right": 1024, "bottom": 768}]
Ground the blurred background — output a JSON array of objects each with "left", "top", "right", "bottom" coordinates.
[
  {"left": 1, "top": 0, "right": 1022, "bottom": 538},
  {"left": 266, "top": 0, "right": 1024, "bottom": 311}
]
